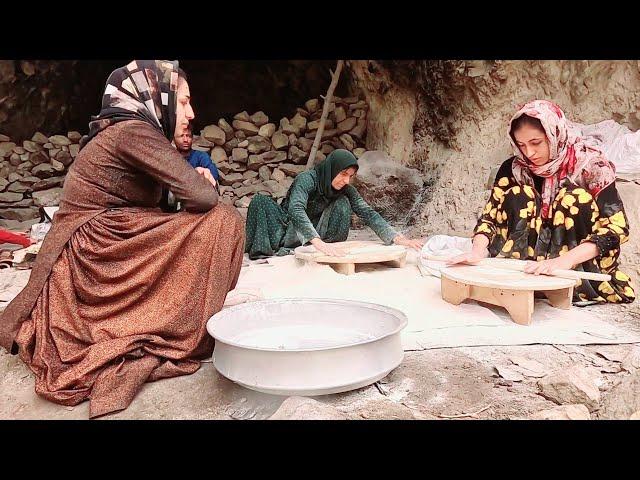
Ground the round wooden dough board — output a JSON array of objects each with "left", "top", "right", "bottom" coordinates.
[
  {"left": 294, "top": 240, "right": 407, "bottom": 265},
  {"left": 440, "top": 264, "right": 576, "bottom": 291}
]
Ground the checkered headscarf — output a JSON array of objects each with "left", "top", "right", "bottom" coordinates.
[{"left": 80, "top": 60, "right": 182, "bottom": 150}]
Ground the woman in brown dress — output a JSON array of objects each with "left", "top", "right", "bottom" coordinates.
[{"left": 0, "top": 60, "right": 245, "bottom": 418}]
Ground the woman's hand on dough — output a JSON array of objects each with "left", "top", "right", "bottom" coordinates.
[
  {"left": 446, "top": 248, "right": 489, "bottom": 265},
  {"left": 310, "top": 238, "right": 347, "bottom": 257}
]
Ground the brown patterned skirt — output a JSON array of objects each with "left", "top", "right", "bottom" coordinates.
[{"left": 14, "top": 204, "right": 245, "bottom": 418}]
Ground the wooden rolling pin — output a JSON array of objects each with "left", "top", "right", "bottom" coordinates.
[{"left": 423, "top": 254, "right": 611, "bottom": 282}]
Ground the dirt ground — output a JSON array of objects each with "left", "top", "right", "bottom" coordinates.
[
  {"left": 3, "top": 339, "right": 638, "bottom": 420},
  {"left": 1, "top": 228, "right": 639, "bottom": 420}
]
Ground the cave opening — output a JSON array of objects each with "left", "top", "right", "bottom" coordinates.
[{"left": 0, "top": 60, "right": 352, "bottom": 141}]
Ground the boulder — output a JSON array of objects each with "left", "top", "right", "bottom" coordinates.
[
  {"left": 231, "top": 148, "right": 248, "bottom": 163},
  {"left": 219, "top": 172, "right": 243, "bottom": 186},
  {"left": 333, "top": 106, "right": 347, "bottom": 123},
  {"left": 22, "top": 141, "right": 40, "bottom": 153},
  {"left": 339, "top": 133, "right": 356, "bottom": 151},
  {"left": 0, "top": 207, "right": 39, "bottom": 221},
  {"left": 268, "top": 397, "right": 348, "bottom": 420},
  {"left": 218, "top": 118, "right": 235, "bottom": 141},
  {"left": 246, "top": 151, "right": 287, "bottom": 170},
  {"left": 247, "top": 135, "right": 272, "bottom": 154},
  {"left": 352, "top": 150, "right": 424, "bottom": 222},
  {"left": 349, "top": 119, "right": 367, "bottom": 140},
  {"left": 191, "top": 146, "right": 210, "bottom": 153},
  {"left": 353, "top": 147, "right": 366, "bottom": 158},
  {"left": 223, "top": 138, "right": 239, "bottom": 155},
  {"left": 538, "top": 366, "right": 601, "bottom": 412},
  {"left": 31, "top": 163, "right": 57, "bottom": 178},
  {"left": 9, "top": 154, "right": 21, "bottom": 166},
  {"left": 280, "top": 118, "right": 300, "bottom": 137},
  {"left": 337, "top": 117, "right": 357, "bottom": 133},
  {"left": 288, "top": 145, "right": 307, "bottom": 164},
  {"left": 271, "top": 131, "right": 289, "bottom": 151},
  {"left": 31, "top": 176, "right": 65, "bottom": 191},
  {"left": 233, "top": 111, "right": 250, "bottom": 122},
  {"left": 599, "top": 370, "right": 640, "bottom": 419},
  {"left": 69, "top": 144, "right": 80, "bottom": 158},
  {"left": 0, "top": 142, "right": 17, "bottom": 157},
  {"left": 262, "top": 179, "right": 288, "bottom": 198},
  {"left": 271, "top": 168, "right": 286, "bottom": 182},
  {"left": 19, "top": 175, "right": 40, "bottom": 185},
  {"left": 32, "top": 187, "right": 63, "bottom": 207},
  {"left": 258, "top": 165, "right": 271, "bottom": 182},
  {"left": 234, "top": 196, "right": 252, "bottom": 208},
  {"left": 250, "top": 111, "right": 269, "bottom": 127},
  {"left": 232, "top": 120, "right": 259, "bottom": 136},
  {"left": 8, "top": 172, "right": 21, "bottom": 183},
  {"left": 0, "top": 198, "right": 33, "bottom": 208},
  {"left": 0, "top": 192, "right": 24, "bottom": 202},
  {"left": 304, "top": 99, "right": 319, "bottom": 113},
  {"left": 51, "top": 159, "right": 65, "bottom": 172},
  {"left": 529, "top": 404, "right": 591, "bottom": 420},
  {"left": 210, "top": 146, "right": 228, "bottom": 164},
  {"left": 349, "top": 100, "right": 368, "bottom": 110},
  {"left": 67, "top": 131, "right": 83, "bottom": 143},
  {"left": 290, "top": 113, "right": 307, "bottom": 132},
  {"left": 31, "top": 132, "right": 49, "bottom": 145},
  {"left": 7, "top": 181, "right": 31, "bottom": 193},
  {"left": 258, "top": 123, "right": 276, "bottom": 138},
  {"left": 342, "top": 96, "right": 360, "bottom": 104},
  {"left": 0, "top": 217, "right": 41, "bottom": 230},
  {"left": 234, "top": 184, "right": 263, "bottom": 198},
  {"left": 29, "top": 150, "right": 49, "bottom": 166},
  {"left": 321, "top": 143, "right": 335, "bottom": 155},
  {"left": 278, "top": 163, "right": 306, "bottom": 177},
  {"left": 202, "top": 125, "right": 226, "bottom": 145},
  {"left": 49, "top": 135, "right": 71, "bottom": 146}
]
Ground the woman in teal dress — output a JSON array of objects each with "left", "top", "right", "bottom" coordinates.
[{"left": 245, "top": 149, "right": 423, "bottom": 259}]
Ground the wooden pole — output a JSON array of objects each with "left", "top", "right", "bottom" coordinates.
[{"left": 306, "top": 59, "right": 344, "bottom": 169}]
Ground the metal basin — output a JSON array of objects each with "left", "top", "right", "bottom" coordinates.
[{"left": 207, "top": 298, "right": 408, "bottom": 396}]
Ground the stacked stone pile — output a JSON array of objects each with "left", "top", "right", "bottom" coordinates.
[{"left": 0, "top": 94, "right": 370, "bottom": 227}]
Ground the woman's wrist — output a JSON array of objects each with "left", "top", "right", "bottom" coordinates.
[
  {"left": 471, "top": 234, "right": 489, "bottom": 257},
  {"left": 561, "top": 242, "right": 598, "bottom": 269}
]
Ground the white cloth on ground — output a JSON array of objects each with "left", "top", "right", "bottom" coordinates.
[
  {"left": 573, "top": 119, "right": 640, "bottom": 177},
  {"left": 231, "top": 255, "right": 640, "bottom": 350},
  {"left": 418, "top": 234, "right": 472, "bottom": 278}
]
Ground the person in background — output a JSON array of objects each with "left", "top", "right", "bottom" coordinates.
[
  {"left": 245, "top": 149, "right": 424, "bottom": 259},
  {"left": 174, "top": 123, "right": 219, "bottom": 187}
]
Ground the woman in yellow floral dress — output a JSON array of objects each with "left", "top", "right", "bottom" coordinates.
[{"left": 449, "top": 100, "right": 635, "bottom": 304}]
